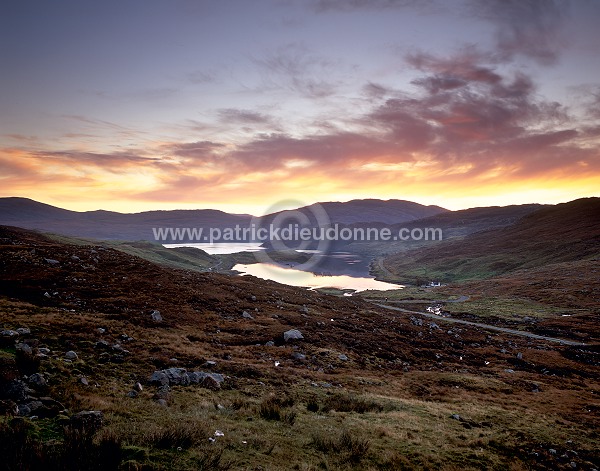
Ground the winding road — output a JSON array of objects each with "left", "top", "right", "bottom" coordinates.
[{"left": 373, "top": 302, "right": 587, "bottom": 346}]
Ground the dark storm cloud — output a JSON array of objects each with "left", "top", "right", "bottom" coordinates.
[{"left": 468, "top": 0, "right": 569, "bottom": 65}]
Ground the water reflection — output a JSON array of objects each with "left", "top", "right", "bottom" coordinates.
[{"left": 233, "top": 263, "right": 402, "bottom": 293}]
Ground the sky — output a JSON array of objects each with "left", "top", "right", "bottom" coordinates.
[{"left": 1, "top": 0, "right": 600, "bottom": 215}]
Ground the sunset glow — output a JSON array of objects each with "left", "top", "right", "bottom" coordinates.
[{"left": 2, "top": 0, "right": 599, "bottom": 213}]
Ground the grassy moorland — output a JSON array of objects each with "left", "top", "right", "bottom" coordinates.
[{"left": 0, "top": 226, "right": 599, "bottom": 470}]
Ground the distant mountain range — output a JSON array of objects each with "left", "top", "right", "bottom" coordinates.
[{"left": 0, "top": 197, "right": 448, "bottom": 241}]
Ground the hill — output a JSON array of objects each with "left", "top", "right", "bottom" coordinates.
[
  {"left": 1, "top": 225, "right": 598, "bottom": 469},
  {"left": 0, "top": 197, "right": 447, "bottom": 242},
  {"left": 382, "top": 198, "right": 600, "bottom": 283}
]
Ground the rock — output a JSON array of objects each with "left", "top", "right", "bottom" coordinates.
[
  {"left": 250, "top": 295, "right": 257, "bottom": 301},
  {"left": 95, "top": 340, "right": 110, "bottom": 350},
  {"left": 16, "top": 343, "right": 33, "bottom": 355},
  {"left": 80, "top": 377, "right": 89, "bottom": 386},
  {"left": 410, "top": 317, "right": 423, "bottom": 327},
  {"left": 505, "top": 369, "right": 515, "bottom": 374},
  {"left": 265, "top": 341, "right": 275, "bottom": 347},
  {"left": 204, "top": 360, "right": 217, "bottom": 367},
  {"left": 516, "top": 352, "right": 523, "bottom": 360},
  {"left": 150, "top": 310, "right": 163, "bottom": 322},
  {"left": 549, "top": 449, "right": 557, "bottom": 455},
  {"left": 43, "top": 292, "right": 51, "bottom": 298},
  {"left": 38, "top": 347, "right": 51, "bottom": 355},
  {"left": 164, "top": 367, "right": 190, "bottom": 385},
  {"left": 1, "top": 329, "right": 19, "bottom": 338},
  {"left": 28, "top": 373, "right": 47, "bottom": 389},
  {"left": 149, "top": 371, "right": 169, "bottom": 386},
  {"left": 156, "top": 399, "right": 168, "bottom": 407},
  {"left": 451, "top": 414, "right": 461, "bottom": 421},
  {"left": 283, "top": 329, "right": 304, "bottom": 341},
  {"left": 71, "top": 410, "right": 103, "bottom": 432},
  {"left": 64, "top": 351, "right": 78, "bottom": 361},
  {"left": 127, "top": 390, "right": 138, "bottom": 398},
  {"left": 429, "top": 322, "right": 440, "bottom": 330},
  {"left": 17, "top": 403, "right": 32, "bottom": 416},
  {"left": 201, "top": 373, "right": 224, "bottom": 390},
  {"left": 45, "top": 258, "right": 60, "bottom": 266},
  {"left": 300, "top": 304, "right": 309, "bottom": 314},
  {"left": 16, "top": 328, "right": 31, "bottom": 336},
  {"left": 338, "top": 354, "right": 349, "bottom": 361},
  {"left": 242, "top": 310, "right": 254, "bottom": 319},
  {"left": 133, "top": 382, "right": 143, "bottom": 392},
  {"left": 71, "top": 255, "right": 80, "bottom": 261},
  {"left": 4, "top": 380, "right": 32, "bottom": 402},
  {"left": 96, "top": 328, "right": 106, "bottom": 334},
  {"left": 291, "top": 352, "right": 306, "bottom": 360}
]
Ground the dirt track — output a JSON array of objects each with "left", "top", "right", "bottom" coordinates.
[{"left": 374, "top": 302, "right": 587, "bottom": 346}]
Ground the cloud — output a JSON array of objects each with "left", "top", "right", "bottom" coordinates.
[
  {"left": 217, "top": 108, "right": 272, "bottom": 124},
  {"left": 253, "top": 44, "right": 340, "bottom": 99},
  {"left": 468, "top": 0, "right": 569, "bottom": 65},
  {"left": 313, "top": 0, "right": 434, "bottom": 13}
]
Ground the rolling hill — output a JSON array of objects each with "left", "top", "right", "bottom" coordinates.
[{"left": 382, "top": 197, "right": 600, "bottom": 283}]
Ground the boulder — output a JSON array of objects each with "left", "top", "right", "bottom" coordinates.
[
  {"left": 28, "top": 373, "right": 47, "bottom": 389},
  {"left": 283, "top": 329, "right": 304, "bottom": 342},
  {"left": 64, "top": 351, "right": 78, "bottom": 361},
  {"left": 150, "top": 310, "right": 163, "bottom": 322}
]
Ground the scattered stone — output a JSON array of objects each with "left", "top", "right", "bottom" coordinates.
[
  {"left": 133, "top": 382, "right": 143, "bottom": 392},
  {"left": 204, "top": 360, "right": 217, "bottom": 368},
  {"left": 97, "top": 328, "right": 106, "bottom": 334},
  {"left": 127, "top": 390, "right": 138, "bottom": 398},
  {"left": 150, "top": 310, "right": 163, "bottom": 322},
  {"left": 64, "top": 351, "right": 78, "bottom": 361},
  {"left": 250, "top": 295, "right": 257, "bottom": 301},
  {"left": 71, "top": 255, "right": 80, "bottom": 261},
  {"left": 156, "top": 399, "right": 168, "bottom": 407},
  {"left": 429, "top": 322, "right": 440, "bottom": 330},
  {"left": 43, "top": 292, "right": 51, "bottom": 298},
  {"left": 16, "top": 343, "right": 33, "bottom": 355},
  {"left": 300, "top": 304, "right": 309, "bottom": 314},
  {"left": 291, "top": 352, "right": 306, "bottom": 361},
  {"left": 410, "top": 317, "right": 423, "bottom": 327},
  {"left": 38, "top": 347, "right": 51, "bottom": 355},
  {"left": 1, "top": 329, "right": 19, "bottom": 338},
  {"left": 5, "top": 380, "right": 33, "bottom": 402},
  {"left": 45, "top": 259, "right": 60, "bottom": 266},
  {"left": 265, "top": 341, "right": 275, "bottom": 347},
  {"left": 283, "top": 329, "right": 304, "bottom": 341},
  {"left": 505, "top": 369, "right": 515, "bottom": 374},
  {"left": 451, "top": 414, "right": 461, "bottom": 421},
  {"left": 16, "top": 327, "right": 31, "bottom": 336},
  {"left": 242, "top": 310, "right": 254, "bottom": 319},
  {"left": 80, "top": 377, "right": 89, "bottom": 386},
  {"left": 95, "top": 340, "right": 110, "bottom": 349},
  {"left": 338, "top": 354, "right": 349, "bottom": 361},
  {"left": 28, "top": 373, "right": 47, "bottom": 389},
  {"left": 516, "top": 352, "right": 523, "bottom": 360},
  {"left": 549, "top": 449, "right": 557, "bottom": 455}
]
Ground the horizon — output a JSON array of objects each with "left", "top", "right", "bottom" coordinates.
[
  {"left": 2, "top": 1, "right": 600, "bottom": 214},
  {"left": 1, "top": 194, "right": 594, "bottom": 217}
]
